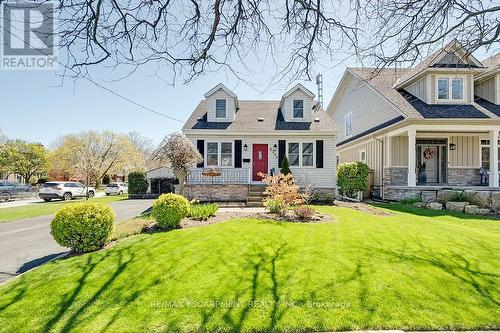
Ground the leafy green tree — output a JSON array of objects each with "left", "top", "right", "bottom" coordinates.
[
  {"left": 280, "top": 156, "right": 291, "bottom": 175},
  {"left": 1, "top": 140, "right": 47, "bottom": 184}
]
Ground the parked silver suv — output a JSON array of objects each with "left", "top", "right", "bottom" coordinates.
[{"left": 38, "top": 182, "right": 95, "bottom": 202}]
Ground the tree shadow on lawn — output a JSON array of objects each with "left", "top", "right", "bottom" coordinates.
[
  {"left": 373, "top": 202, "right": 500, "bottom": 221},
  {"left": 363, "top": 236, "right": 500, "bottom": 307}
]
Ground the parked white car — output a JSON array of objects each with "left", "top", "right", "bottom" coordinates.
[
  {"left": 105, "top": 182, "right": 128, "bottom": 196},
  {"left": 39, "top": 182, "right": 96, "bottom": 202}
]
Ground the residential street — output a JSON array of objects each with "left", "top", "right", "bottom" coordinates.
[{"left": 0, "top": 199, "right": 153, "bottom": 284}]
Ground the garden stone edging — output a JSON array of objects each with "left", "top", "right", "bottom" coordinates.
[
  {"left": 426, "top": 202, "right": 443, "bottom": 210},
  {"left": 436, "top": 189, "right": 463, "bottom": 204},
  {"left": 464, "top": 205, "right": 479, "bottom": 215},
  {"left": 445, "top": 201, "right": 469, "bottom": 213}
]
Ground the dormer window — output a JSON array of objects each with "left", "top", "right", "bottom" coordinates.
[
  {"left": 293, "top": 100, "right": 304, "bottom": 118},
  {"left": 437, "top": 76, "right": 464, "bottom": 101},
  {"left": 216, "top": 99, "right": 226, "bottom": 118}
]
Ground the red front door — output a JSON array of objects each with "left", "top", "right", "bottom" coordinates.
[{"left": 252, "top": 144, "right": 268, "bottom": 181}]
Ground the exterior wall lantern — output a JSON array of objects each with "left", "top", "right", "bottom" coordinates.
[
  {"left": 243, "top": 144, "right": 248, "bottom": 151},
  {"left": 272, "top": 144, "right": 278, "bottom": 155}
]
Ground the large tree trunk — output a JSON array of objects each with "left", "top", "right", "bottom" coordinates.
[{"left": 176, "top": 170, "right": 187, "bottom": 196}]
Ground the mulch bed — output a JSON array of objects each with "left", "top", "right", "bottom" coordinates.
[{"left": 334, "top": 200, "right": 395, "bottom": 216}]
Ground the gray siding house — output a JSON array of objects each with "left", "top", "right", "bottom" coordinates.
[
  {"left": 327, "top": 40, "right": 500, "bottom": 201},
  {"left": 182, "top": 83, "right": 337, "bottom": 202}
]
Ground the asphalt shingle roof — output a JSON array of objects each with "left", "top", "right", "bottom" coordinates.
[
  {"left": 475, "top": 97, "right": 500, "bottom": 117},
  {"left": 183, "top": 100, "right": 335, "bottom": 133}
]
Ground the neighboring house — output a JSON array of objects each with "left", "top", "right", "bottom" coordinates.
[
  {"left": 146, "top": 166, "right": 176, "bottom": 195},
  {"left": 182, "top": 83, "right": 336, "bottom": 201},
  {"left": 327, "top": 39, "right": 500, "bottom": 201}
]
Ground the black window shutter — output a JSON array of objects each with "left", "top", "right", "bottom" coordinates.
[
  {"left": 235, "top": 140, "right": 242, "bottom": 168},
  {"left": 278, "top": 140, "right": 286, "bottom": 167},
  {"left": 316, "top": 140, "right": 324, "bottom": 168},
  {"left": 196, "top": 140, "right": 204, "bottom": 168}
]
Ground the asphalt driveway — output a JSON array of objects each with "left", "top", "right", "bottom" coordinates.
[{"left": 0, "top": 199, "right": 153, "bottom": 284}]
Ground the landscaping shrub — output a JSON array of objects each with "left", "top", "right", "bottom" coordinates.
[
  {"left": 280, "top": 156, "right": 291, "bottom": 175},
  {"left": 264, "top": 198, "right": 286, "bottom": 214},
  {"left": 450, "top": 192, "right": 470, "bottom": 202},
  {"left": 50, "top": 203, "right": 115, "bottom": 252},
  {"left": 188, "top": 203, "right": 219, "bottom": 221},
  {"left": 111, "top": 217, "right": 154, "bottom": 241},
  {"left": 293, "top": 205, "right": 315, "bottom": 221},
  {"left": 128, "top": 172, "right": 148, "bottom": 195},
  {"left": 152, "top": 193, "right": 190, "bottom": 228},
  {"left": 337, "top": 162, "right": 369, "bottom": 198},
  {"left": 261, "top": 173, "right": 301, "bottom": 216},
  {"left": 400, "top": 197, "right": 422, "bottom": 205}
]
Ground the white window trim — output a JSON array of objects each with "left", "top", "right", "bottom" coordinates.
[
  {"left": 205, "top": 141, "right": 234, "bottom": 168},
  {"left": 287, "top": 141, "right": 315, "bottom": 168},
  {"left": 345, "top": 112, "right": 353, "bottom": 138},
  {"left": 292, "top": 99, "right": 304, "bottom": 119},
  {"left": 215, "top": 99, "right": 227, "bottom": 118},
  {"left": 359, "top": 148, "right": 367, "bottom": 163},
  {"left": 436, "top": 75, "right": 466, "bottom": 102}
]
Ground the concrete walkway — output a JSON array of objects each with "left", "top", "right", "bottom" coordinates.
[{"left": 0, "top": 199, "right": 153, "bottom": 284}]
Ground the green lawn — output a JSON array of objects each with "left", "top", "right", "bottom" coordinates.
[
  {"left": 0, "top": 204, "right": 499, "bottom": 332},
  {"left": 0, "top": 195, "right": 127, "bottom": 223}
]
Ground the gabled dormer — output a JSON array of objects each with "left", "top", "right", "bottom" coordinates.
[
  {"left": 279, "top": 83, "right": 315, "bottom": 123},
  {"left": 204, "top": 84, "right": 239, "bottom": 122},
  {"left": 395, "top": 40, "right": 483, "bottom": 105}
]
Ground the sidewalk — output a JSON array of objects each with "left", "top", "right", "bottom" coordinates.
[{"left": 0, "top": 191, "right": 106, "bottom": 209}]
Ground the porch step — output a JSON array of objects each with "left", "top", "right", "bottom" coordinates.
[{"left": 246, "top": 201, "right": 264, "bottom": 207}]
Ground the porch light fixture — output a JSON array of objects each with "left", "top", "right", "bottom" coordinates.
[
  {"left": 272, "top": 144, "right": 278, "bottom": 154},
  {"left": 449, "top": 143, "right": 457, "bottom": 151},
  {"left": 243, "top": 144, "right": 248, "bottom": 152}
]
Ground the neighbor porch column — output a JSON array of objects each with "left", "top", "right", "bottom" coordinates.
[
  {"left": 407, "top": 128, "right": 416, "bottom": 186},
  {"left": 490, "top": 130, "right": 499, "bottom": 188}
]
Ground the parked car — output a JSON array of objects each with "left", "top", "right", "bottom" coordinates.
[
  {"left": 105, "top": 182, "right": 128, "bottom": 196},
  {"left": 38, "top": 182, "right": 95, "bottom": 201},
  {"left": 0, "top": 180, "right": 34, "bottom": 202}
]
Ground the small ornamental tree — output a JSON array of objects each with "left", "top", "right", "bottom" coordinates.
[
  {"left": 337, "top": 162, "right": 369, "bottom": 198},
  {"left": 260, "top": 172, "right": 301, "bottom": 216},
  {"left": 154, "top": 133, "right": 202, "bottom": 196},
  {"left": 280, "top": 156, "right": 291, "bottom": 175},
  {"left": 102, "top": 174, "right": 111, "bottom": 185}
]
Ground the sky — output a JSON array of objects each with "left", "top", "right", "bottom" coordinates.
[{"left": 0, "top": 45, "right": 495, "bottom": 148}]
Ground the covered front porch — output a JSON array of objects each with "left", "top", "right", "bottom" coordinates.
[{"left": 383, "top": 124, "right": 500, "bottom": 190}]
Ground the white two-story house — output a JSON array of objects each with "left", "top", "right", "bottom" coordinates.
[
  {"left": 182, "top": 83, "right": 336, "bottom": 202},
  {"left": 327, "top": 40, "right": 500, "bottom": 201}
]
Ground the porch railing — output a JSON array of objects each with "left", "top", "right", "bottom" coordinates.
[{"left": 187, "top": 168, "right": 251, "bottom": 184}]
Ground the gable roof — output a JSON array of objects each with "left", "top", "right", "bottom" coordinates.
[
  {"left": 204, "top": 83, "right": 239, "bottom": 108},
  {"left": 348, "top": 67, "right": 494, "bottom": 119},
  {"left": 394, "top": 39, "right": 483, "bottom": 89},
  {"left": 182, "top": 100, "right": 335, "bottom": 134},
  {"left": 279, "top": 83, "right": 315, "bottom": 108},
  {"left": 476, "top": 53, "right": 500, "bottom": 81}
]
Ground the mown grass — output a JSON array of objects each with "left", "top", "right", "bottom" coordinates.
[
  {"left": 0, "top": 195, "right": 128, "bottom": 223},
  {"left": 0, "top": 204, "right": 498, "bottom": 332}
]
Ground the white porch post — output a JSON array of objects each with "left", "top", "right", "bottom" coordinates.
[
  {"left": 407, "top": 128, "right": 416, "bottom": 186},
  {"left": 490, "top": 130, "right": 499, "bottom": 188}
]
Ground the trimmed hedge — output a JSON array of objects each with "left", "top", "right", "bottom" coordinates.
[
  {"left": 128, "top": 172, "right": 148, "bottom": 195},
  {"left": 337, "top": 162, "right": 369, "bottom": 198},
  {"left": 50, "top": 203, "right": 115, "bottom": 252},
  {"left": 151, "top": 193, "right": 190, "bottom": 229}
]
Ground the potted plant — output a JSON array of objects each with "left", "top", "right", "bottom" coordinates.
[{"left": 418, "top": 162, "right": 427, "bottom": 184}]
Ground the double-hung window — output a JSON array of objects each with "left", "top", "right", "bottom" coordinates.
[
  {"left": 206, "top": 142, "right": 232, "bottom": 166},
  {"left": 451, "top": 78, "right": 463, "bottom": 99},
  {"left": 302, "top": 143, "right": 314, "bottom": 166},
  {"left": 207, "top": 142, "right": 219, "bottom": 166},
  {"left": 293, "top": 100, "right": 304, "bottom": 118},
  {"left": 288, "top": 142, "right": 314, "bottom": 167},
  {"left": 288, "top": 143, "right": 300, "bottom": 166},
  {"left": 215, "top": 99, "right": 226, "bottom": 118}
]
